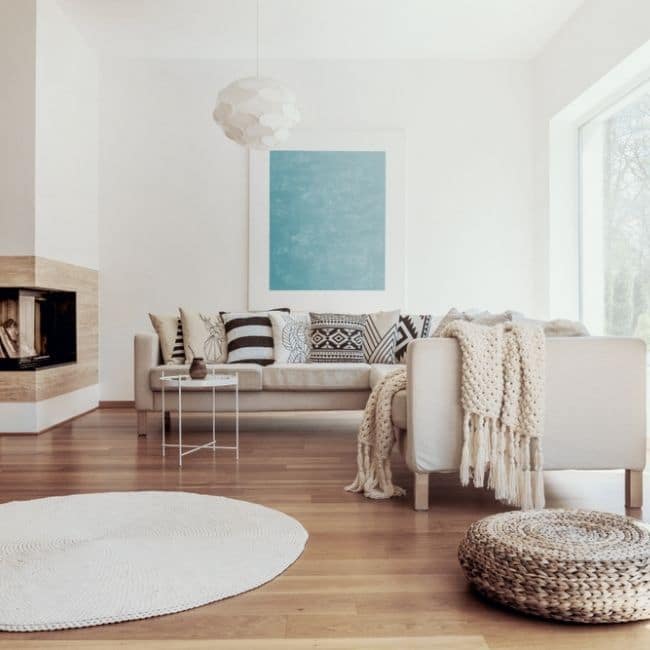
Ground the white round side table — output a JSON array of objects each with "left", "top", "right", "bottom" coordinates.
[{"left": 160, "top": 370, "right": 239, "bottom": 467}]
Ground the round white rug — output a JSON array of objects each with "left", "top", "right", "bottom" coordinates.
[{"left": 0, "top": 491, "right": 308, "bottom": 631}]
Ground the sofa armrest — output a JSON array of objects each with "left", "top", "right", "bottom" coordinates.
[
  {"left": 405, "top": 338, "right": 462, "bottom": 473},
  {"left": 134, "top": 333, "right": 159, "bottom": 411},
  {"left": 404, "top": 336, "right": 647, "bottom": 473}
]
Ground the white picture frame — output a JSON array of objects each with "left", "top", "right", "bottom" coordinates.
[{"left": 248, "top": 130, "right": 405, "bottom": 312}]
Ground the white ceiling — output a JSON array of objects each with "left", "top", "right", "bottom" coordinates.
[{"left": 59, "top": 0, "right": 584, "bottom": 61}]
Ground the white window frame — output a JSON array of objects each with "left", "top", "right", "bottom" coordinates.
[
  {"left": 547, "top": 46, "right": 650, "bottom": 323},
  {"left": 578, "top": 80, "right": 650, "bottom": 335}
]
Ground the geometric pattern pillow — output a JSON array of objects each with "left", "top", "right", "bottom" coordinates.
[
  {"left": 363, "top": 310, "right": 399, "bottom": 364},
  {"left": 308, "top": 313, "right": 367, "bottom": 363},
  {"left": 180, "top": 308, "right": 227, "bottom": 364},
  {"left": 221, "top": 312, "right": 275, "bottom": 365},
  {"left": 394, "top": 313, "right": 433, "bottom": 362},
  {"left": 148, "top": 313, "right": 186, "bottom": 364},
  {"left": 269, "top": 311, "right": 310, "bottom": 364}
]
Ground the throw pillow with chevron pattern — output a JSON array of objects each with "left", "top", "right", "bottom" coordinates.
[
  {"left": 394, "top": 313, "right": 433, "bottom": 363},
  {"left": 308, "top": 313, "right": 367, "bottom": 363},
  {"left": 363, "top": 310, "right": 400, "bottom": 364}
]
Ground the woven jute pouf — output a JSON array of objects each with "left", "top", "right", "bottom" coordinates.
[{"left": 458, "top": 509, "right": 650, "bottom": 623}]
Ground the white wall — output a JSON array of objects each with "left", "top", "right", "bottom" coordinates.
[
  {"left": 532, "top": 0, "right": 650, "bottom": 318},
  {"left": 0, "top": 0, "right": 98, "bottom": 268},
  {"left": 35, "top": 0, "right": 99, "bottom": 270},
  {"left": 99, "top": 58, "right": 535, "bottom": 400},
  {"left": 0, "top": 0, "right": 36, "bottom": 256}
]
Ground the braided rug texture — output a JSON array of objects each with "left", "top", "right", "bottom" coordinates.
[
  {"left": 459, "top": 509, "right": 650, "bottom": 623},
  {"left": 0, "top": 491, "right": 308, "bottom": 632}
]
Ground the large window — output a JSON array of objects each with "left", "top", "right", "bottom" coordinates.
[{"left": 580, "top": 84, "right": 650, "bottom": 344}]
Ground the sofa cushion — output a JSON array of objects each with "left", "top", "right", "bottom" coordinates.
[
  {"left": 150, "top": 364, "right": 262, "bottom": 391},
  {"left": 263, "top": 363, "right": 370, "bottom": 391},
  {"left": 369, "top": 363, "right": 404, "bottom": 389}
]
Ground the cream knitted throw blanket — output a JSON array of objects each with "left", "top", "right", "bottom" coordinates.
[
  {"left": 445, "top": 320, "right": 546, "bottom": 510},
  {"left": 346, "top": 321, "right": 546, "bottom": 509},
  {"left": 345, "top": 368, "right": 407, "bottom": 499}
]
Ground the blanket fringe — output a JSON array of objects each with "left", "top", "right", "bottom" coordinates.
[
  {"left": 345, "top": 369, "right": 407, "bottom": 500},
  {"left": 460, "top": 412, "right": 472, "bottom": 486},
  {"left": 531, "top": 436, "right": 545, "bottom": 509},
  {"left": 457, "top": 415, "right": 544, "bottom": 509}
]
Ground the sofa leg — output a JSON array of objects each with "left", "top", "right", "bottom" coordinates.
[
  {"left": 414, "top": 473, "right": 429, "bottom": 511},
  {"left": 625, "top": 469, "right": 643, "bottom": 509},
  {"left": 137, "top": 411, "right": 148, "bottom": 437}
]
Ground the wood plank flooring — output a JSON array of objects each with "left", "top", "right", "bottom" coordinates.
[{"left": 0, "top": 408, "right": 648, "bottom": 649}]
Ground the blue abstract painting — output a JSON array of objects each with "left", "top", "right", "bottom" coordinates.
[{"left": 269, "top": 150, "right": 386, "bottom": 291}]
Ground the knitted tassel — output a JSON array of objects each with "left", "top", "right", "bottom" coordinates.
[
  {"left": 487, "top": 419, "right": 499, "bottom": 491},
  {"left": 384, "top": 459, "right": 406, "bottom": 497},
  {"left": 459, "top": 412, "right": 472, "bottom": 486},
  {"left": 506, "top": 428, "right": 519, "bottom": 506},
  {"left": 531, "top": 437, "right": 545, "bottom": 509},
  {"left": 518, "top": 437, "right": 533, "bottom": 510},
  {"left": 473, "top": 415, "right": 492, "bottom": 488},
  {"left": 345, "top": 442, "right": 369, "bottom": 493},
  {"left": 493, "top": 426, "right": 508, "bottom": 501}
]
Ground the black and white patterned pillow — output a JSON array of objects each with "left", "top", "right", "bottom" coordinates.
[
  {"left": 149, "top": 313, "right": 186, "bottom": 364},
  {"left": 222, "top": 312, "right": 275, "bottom": 365},
  {"left": 309, "top": 313, "right": 367, "bottom": 363},
  {"left": 171, "top": 318, "right": 185, "bottom": 363},
  {"left": 363, "top": 310, "right": 399, "bottom": 364},
  {"left": 269, "top": 311, "right": 310, "bottom": 363},
  {"left": 394, "top": 314, "right": 433, "bottom": 362}
]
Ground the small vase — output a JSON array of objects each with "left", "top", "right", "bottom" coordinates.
[{"left": 189, "top": 357, "right": 207, "bottom": 379}]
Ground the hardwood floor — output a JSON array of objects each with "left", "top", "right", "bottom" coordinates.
[{"left": 0, "top": 408, "right": 648, "bottom": 649}]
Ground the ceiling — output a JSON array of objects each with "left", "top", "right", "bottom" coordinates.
[{"left": 58, "top": 0, "right": 584, "bottom": 61}]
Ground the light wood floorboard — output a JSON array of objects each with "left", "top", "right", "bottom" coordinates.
[{"left": 0, "top": 408, "right": 648, "bottom": 649}]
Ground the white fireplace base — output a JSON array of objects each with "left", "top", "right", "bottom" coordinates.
[{"left": 0, "top": 384, "right": 98, "bottom": 434}]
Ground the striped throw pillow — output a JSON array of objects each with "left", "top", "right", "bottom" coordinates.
[
  {"left": 149, "top": 313, "right": 186, "bottom": 364},
  {"left": 222, "top": 312, "right": 275, "bottom": 365}
]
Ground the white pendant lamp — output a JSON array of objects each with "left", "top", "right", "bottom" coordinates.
[{"left": 213, "top": 0, "right": 300, "bottom": 149}]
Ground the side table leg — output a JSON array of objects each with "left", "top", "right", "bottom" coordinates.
[
  {"left": 212, "top": 384, "right": 216, "bottom": 453},
  {"left": 161, "top": 379, "right": 166, "bottom": 457},
  {"left": 235, "top": 376, "right": 239, "bottom": 461},
  {"left": 178, "top": 381, "right": 183, "bottom": 468}
]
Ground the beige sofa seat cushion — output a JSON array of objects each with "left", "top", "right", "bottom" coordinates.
[
  {"left": 392, "top": 389, "right": 407, "bottom": 429},
  {"left": 369, "top": 363, "right": 403, "bottom": 389},
  {"left": 150, "top": 364, "right": 262, "bottom": 391},
  {"left": 263, "top": 363, "right": 370, "bottom": 391}
]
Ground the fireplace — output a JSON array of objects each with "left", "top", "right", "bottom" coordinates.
[{"left": 0, "top": 288, "right": 76, "bottom": 370}]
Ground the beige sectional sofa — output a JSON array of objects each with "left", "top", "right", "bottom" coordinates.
[
  {"left": 135, "top": 332, "right": 646, "bottom": 510},
  {"left": 135, "top": 333, "right": 406, "bottom": 428}
]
